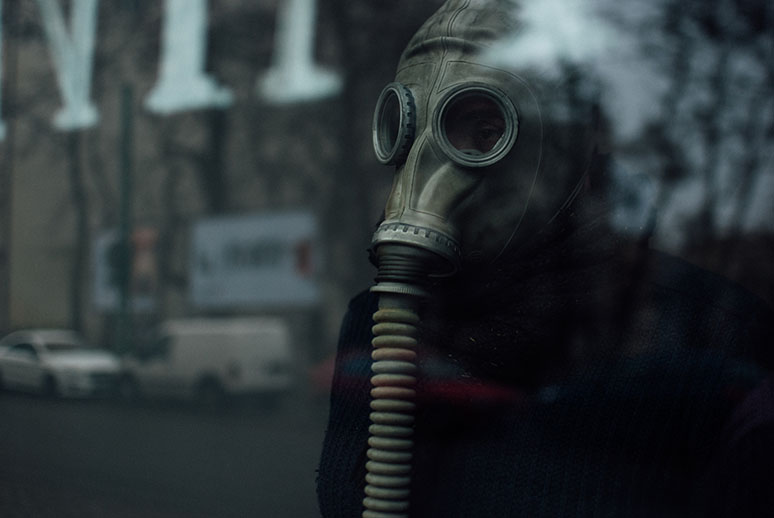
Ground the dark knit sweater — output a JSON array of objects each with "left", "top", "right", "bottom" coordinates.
[{"left": 317, "top": 251, "right": 774, "bottom": 517}]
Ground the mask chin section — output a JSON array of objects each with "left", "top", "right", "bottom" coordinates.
[
  {"left": 371, "top": 220, "right": 461, "bottom": 283},
  {"left": 371, "top": 244, "right": 454, "bottom": 298}
]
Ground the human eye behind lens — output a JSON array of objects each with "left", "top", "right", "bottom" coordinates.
[
  {"left": 444, "top": 96, "right": 506, "bottom": 156},
  {"left": 472, "top": 119, "right": 504, "bottom": 152}
]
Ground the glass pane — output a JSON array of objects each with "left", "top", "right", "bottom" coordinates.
[
  {"left": 443, "top": 93, "right": 506, "bottom": 156},
  {"left": 378, "top": 91, "right": 401, "bottom": 154}
]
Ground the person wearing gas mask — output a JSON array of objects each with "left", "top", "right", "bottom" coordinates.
[{"left": 317, "top": 1, "right": 774, "bottom": 517}]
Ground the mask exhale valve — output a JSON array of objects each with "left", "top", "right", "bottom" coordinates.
[{"left": 362, "top": 245, "right": 442, "bottom": 518}]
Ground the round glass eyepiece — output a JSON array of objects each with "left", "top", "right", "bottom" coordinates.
[
  {"left": 372, "top": 83, "right": 416, "bottom": 165},
  {"left": 435, "top": 85, "right": 518, "bottom": 168}
]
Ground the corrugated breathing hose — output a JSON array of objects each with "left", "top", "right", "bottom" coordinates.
[{"left": 362, "top": 244, "right": 440, "bottom": 518}]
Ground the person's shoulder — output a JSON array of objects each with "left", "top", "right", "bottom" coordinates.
[
  {"left": 347, "top": 288, "right": 378, "bottom": 314},
  {"left": 642, "top": 249, "right": 774, "bottom": 367},
  {"left": 646, "top": 249, "right": 771, "bottom": 316},
  {"left": 334, "top": 289, "right": 378, "bottom": 354}
]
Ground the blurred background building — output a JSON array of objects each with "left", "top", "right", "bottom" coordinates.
[{"left": 0, "top": 0, "right": 448, "bottom": 365}]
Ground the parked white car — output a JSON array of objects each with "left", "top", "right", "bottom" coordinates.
[
  {"left": 0, "top": 329, "right": 122, "bottom": 397},
  {"left": 120, "top": 317, "right": 296, "bottom": 406}
]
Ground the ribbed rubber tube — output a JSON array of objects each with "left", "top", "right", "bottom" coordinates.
[
  {"left": 361, "top": 304, "right": 419, "bottom": 518},
  {"left": 362, "top": 244, "right": 450, "bottom": 518}
]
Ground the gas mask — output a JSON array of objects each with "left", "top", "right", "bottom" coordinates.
[
  {"left": 361, "top": 1, "right": 599, "bottom": 516},
  {"left": 371, "top": 55, "right": 541, "bottom": 280}
]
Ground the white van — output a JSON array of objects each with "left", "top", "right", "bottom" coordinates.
[{"left": 120, "top": 317, "right": 295, "bottom": 406}]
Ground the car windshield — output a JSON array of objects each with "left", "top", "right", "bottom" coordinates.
[{"left": 44, "top": 342, "right": 92, "bottom": 353}]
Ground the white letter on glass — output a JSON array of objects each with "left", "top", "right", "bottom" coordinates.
[
  {"left": 36, "top": 0, "right": 99, "bottom": 130},
  {"left": 258, "top": 0, "right": 342, "bottom": 104},
  {"left": 145, "top": 0, "right": 232, "bottom": 114}
]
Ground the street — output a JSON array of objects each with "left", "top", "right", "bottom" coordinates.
[{"left": 0, "top": 391, "right": 330, "bottom": 517}]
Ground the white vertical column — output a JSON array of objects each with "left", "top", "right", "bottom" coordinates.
[
  {"left": 145, "top": 0, "right": 232, "bottom": 114},
  {"left": 36, "top": 0, "right": 99, "bottom": 130},
  {"left": 257, "top": 0, "right": 342, "bottom": 104}
]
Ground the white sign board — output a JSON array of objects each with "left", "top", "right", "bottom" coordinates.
[{"left": 190, "top": 211, "right": 320, "bottom": 309}]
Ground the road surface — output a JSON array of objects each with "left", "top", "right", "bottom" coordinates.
[{"left": 0, "top": 392, "right": 330, "bottom": 517}]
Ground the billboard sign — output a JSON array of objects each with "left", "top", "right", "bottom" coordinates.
[{"left": 190, "top": 211, "right": 320, "bottom": 309}]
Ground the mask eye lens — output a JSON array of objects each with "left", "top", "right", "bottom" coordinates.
[
  {"left": 378, "top": 94, "right": 401, "bottom": 153},
  {"left": 373, "top": 83, "right": 416, "bottom": 165},
  {"left": 445, "top": 94, "right": 505, "bottom": 155},
  {"left": 437, "top": 87, "right": 518, "bottom": 167}
]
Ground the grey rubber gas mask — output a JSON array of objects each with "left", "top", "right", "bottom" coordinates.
[
  {"left": 370, "top": 2, "right": 547, "bottom": 284},
  {"left": 361, "top": 1, "right": 597, "bottom": 516}
]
